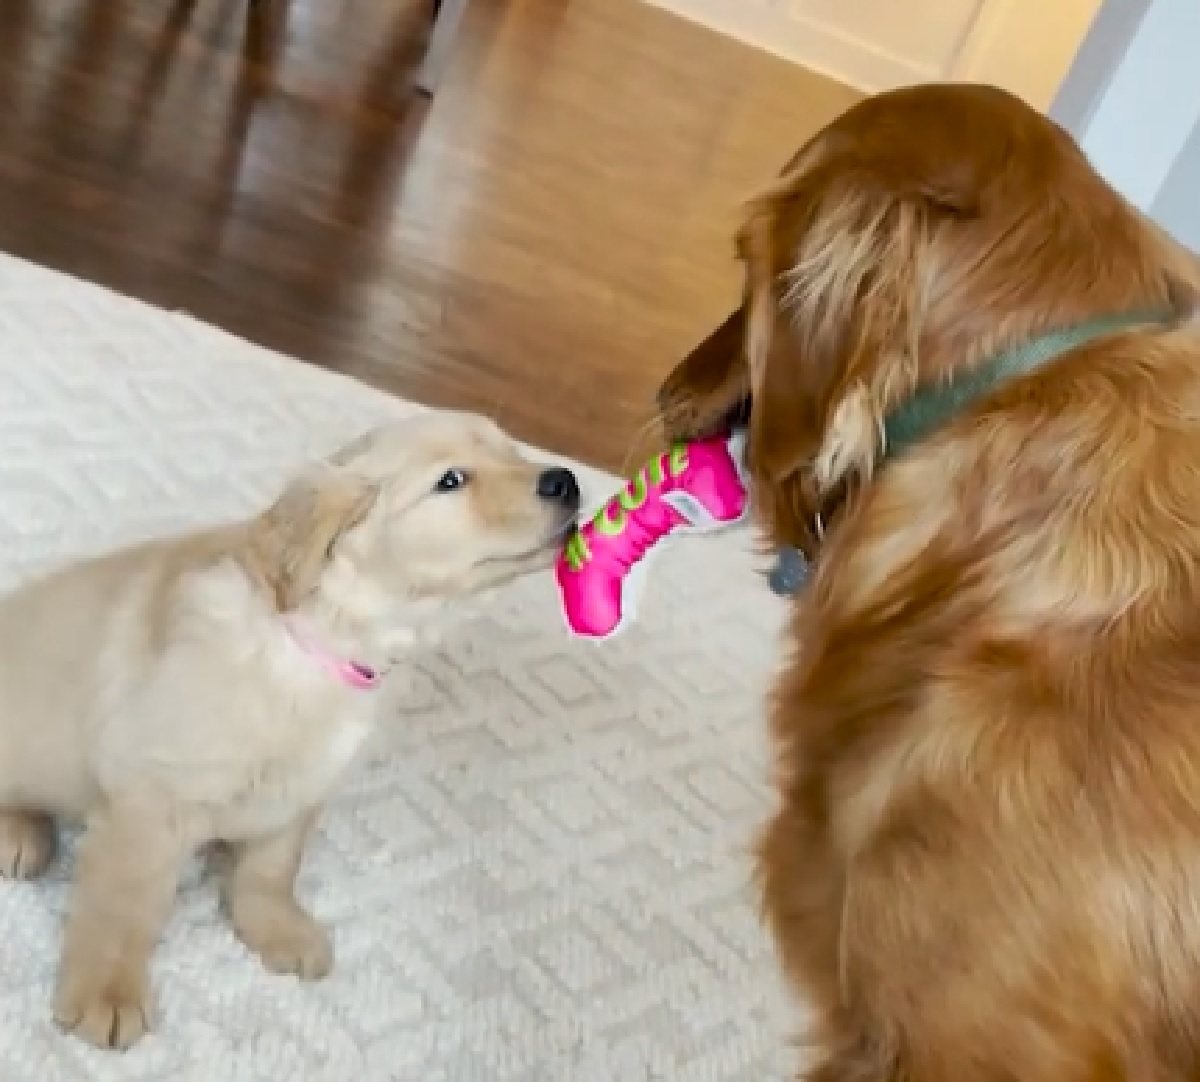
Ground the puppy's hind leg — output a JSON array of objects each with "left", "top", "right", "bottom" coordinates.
[{"left": 0, "top": 808, "right": 56, "bottom": 879}]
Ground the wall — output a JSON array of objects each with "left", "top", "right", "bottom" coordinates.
[
  {"left": 1051, "top": 0, "right": 1200, "bottom": 252},
  {"left": 1151, "top": 121, "right": 1200, "bottom": 254}
]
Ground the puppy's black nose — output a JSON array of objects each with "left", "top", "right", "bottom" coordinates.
[{"left": 537, "top": 467, "right": 581, "bottom": 511}]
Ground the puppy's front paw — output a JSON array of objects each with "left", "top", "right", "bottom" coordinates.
[
  {"left": 236, "top": 900, "right": 333, "bottom": 980},
  {"left": 0, "top": 810, "right": 56, "bottom": 880},
  {"left": 54, "top": 967, "right": 151, "bottom": 1050}
]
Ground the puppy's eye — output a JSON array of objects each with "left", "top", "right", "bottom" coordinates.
[{"left": 434, "top": 468, "right": 469, "bottom": 493}]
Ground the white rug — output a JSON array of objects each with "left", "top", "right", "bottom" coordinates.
[{"left": 0, "top": 253, "right": 794, "bottom": 1082}]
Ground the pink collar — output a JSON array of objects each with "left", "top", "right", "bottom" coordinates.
[{"left": 283, "top": 618, "right": 380, "bottom": 691}]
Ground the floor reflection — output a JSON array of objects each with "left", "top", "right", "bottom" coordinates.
[
  {"left": 0, "top": 0, "right": 431, "bottom": 315},
  {"left": 0, "top": 0, "right": 857, "bottom": 469}
]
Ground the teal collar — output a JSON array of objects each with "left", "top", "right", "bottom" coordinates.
[
  {"left": 882, "top": 312, "right": 1165, "bottom": 459},
  {"left": 768, "top": 311, "right": 1169, "bottom": 598}
]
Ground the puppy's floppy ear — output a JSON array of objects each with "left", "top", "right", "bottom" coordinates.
[
  {"left": 328, "top": 427, "right": 382, "bottom": 468},
  {"left": 250, "top": 469, "right": 378, "bottom": 612}
]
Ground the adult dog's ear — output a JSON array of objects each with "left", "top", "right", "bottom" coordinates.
[
  {"left": 741, "top": 156, "right": 967, "bottom": 496},
  {"left": 250, "top": 469, "right": 378, "bottom": 612},
  {"left": 657, "top": 307, "right": 750, "bottom": 443},
  {"left": 738, "top": 180, "right": 834, "bottom": 488}
]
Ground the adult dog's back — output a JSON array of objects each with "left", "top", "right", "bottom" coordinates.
[{"left": 660, "top": 84, "right": 1200, "bottom": 1081}]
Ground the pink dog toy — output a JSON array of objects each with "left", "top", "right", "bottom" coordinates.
[{"left": 555, "top": 431, "right": 750, "bottom": 640}]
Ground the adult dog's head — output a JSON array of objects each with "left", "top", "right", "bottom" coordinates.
[{"left": 658, "top": 83, "right": 1199, "bottom": 564}]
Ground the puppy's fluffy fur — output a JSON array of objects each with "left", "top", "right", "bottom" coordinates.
[
  {"left": 660, "top": 84, "right": 1200, "bottom": 1081},
  {"left": 0, "top": 409, "right": 579, "bottom": 1050}
]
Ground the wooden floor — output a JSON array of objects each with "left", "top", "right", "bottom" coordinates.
[{"left": 0, "top": 0, "right": 859, "bottom": 470}]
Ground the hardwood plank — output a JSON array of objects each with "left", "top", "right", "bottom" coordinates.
[{"left": 0, "top": 0, "right": 860, "bottom": 471}]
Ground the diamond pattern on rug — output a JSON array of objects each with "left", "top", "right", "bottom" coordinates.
[{"left": 0, "top": 253, "right": 794, "bottom": 1081}]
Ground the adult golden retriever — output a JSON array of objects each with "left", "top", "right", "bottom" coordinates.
[
  {"left": 0, "top": 409, "right": 579, "bottom": 1050},
  {"left": 659, "top": 83, "right": 1200, "bottom": 1082}
]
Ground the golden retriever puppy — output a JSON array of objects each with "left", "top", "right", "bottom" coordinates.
[
  {"left": 0, "top": 409, "right": 579, "bottom": 1050},
  {"left": 659, "top": 83, "right": 1200, "bottom": 1081}
]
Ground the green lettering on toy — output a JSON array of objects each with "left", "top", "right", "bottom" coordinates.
[
  {"left": 619, "top": 471, "right": 649, "bottom": 513},
  {"left": 595, "top": 501, "right": 627, "bottom": 537},
  {"left": 668, "top": 443, "right": 689, "bottom": 477},
  {"left": 578, "top": 442, "right": 692, "bottom": 548},
  {"left": 563, "top": 531, "right": 591, "bottom": 572}
]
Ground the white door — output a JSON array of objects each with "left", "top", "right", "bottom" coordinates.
[
  {"left": 643, "top": 0, "right": 1102, "bottom": 111},
  {"left": 949, "top": 0, "right": 1104, "bottom": 111}
]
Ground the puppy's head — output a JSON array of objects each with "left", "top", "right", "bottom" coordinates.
[
  {"left": 658, "top": 83, "right": 1200, "bottom": 562},
  {"left": 253, "top": 411, "right": 580, "bottom": 612}
]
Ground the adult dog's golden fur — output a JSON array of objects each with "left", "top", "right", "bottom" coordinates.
[
  {"left": 660, "top": 83, "right": 1200, "bottom": 1081},
  {"left": 0, "top": 409, "right": 579, "bottom": 1050}
]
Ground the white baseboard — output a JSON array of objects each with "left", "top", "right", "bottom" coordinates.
[{"left": 642, "top": 0, "right": 937, "bottom": 93}]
